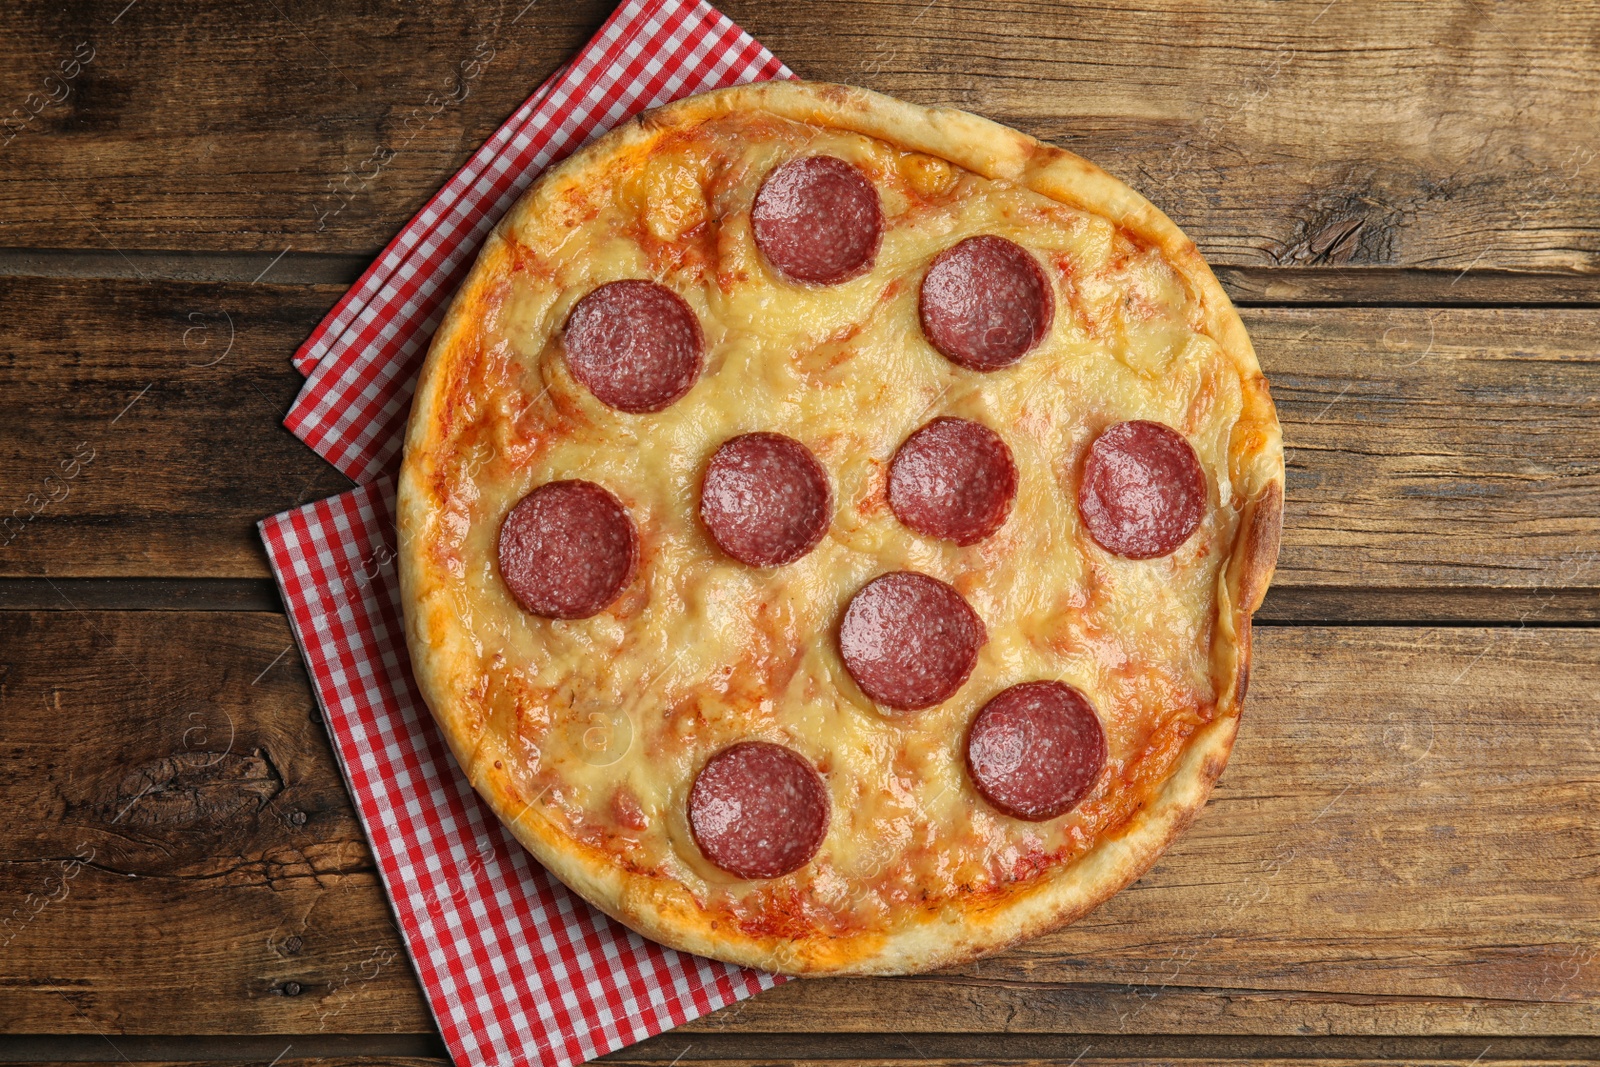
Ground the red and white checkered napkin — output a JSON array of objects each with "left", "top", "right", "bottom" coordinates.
[
  {"left": 260, "top": 2, "right": 795, "bottom": 1064},
  {"left": 259, "top": 482, "right": 778, "bottom": 1067},
  {"left": 285, "top": 0, "right": 790, "bottom": 483}
]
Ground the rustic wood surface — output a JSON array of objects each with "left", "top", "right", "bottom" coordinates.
[
  {"left": 1, "top": 0, "right": 1597, "bottom": 1064},
  {"left": 2, "top": 0, "right": 1597, "bottom": 279},
  {"left": 3, "top": 618, "right": 1597, "bottom": 1040}
]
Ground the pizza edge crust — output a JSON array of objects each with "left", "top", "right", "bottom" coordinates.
[{"left": 397, "top": 80, "right": 1285, "bottom": 976}]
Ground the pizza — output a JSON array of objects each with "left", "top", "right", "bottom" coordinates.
[{"left": 397, "top": 80, "right": 1284, "bottom": 976}]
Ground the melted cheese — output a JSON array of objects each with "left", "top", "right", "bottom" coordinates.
[{"left": 421, "top": 112, "right": 1244, "bottom": 932}]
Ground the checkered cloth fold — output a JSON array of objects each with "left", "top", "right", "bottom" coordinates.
[{"left": 259, "top": 3, "right": 793, "bottom": 1064}]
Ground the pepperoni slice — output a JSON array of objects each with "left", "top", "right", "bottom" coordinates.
[
  {"left": 688, "top": 741, "right": 829, "bottom": 879},
  {"left": 888, "top": 417, "right": 1017, "bottom": 546},
  {"left": 1078, "top": 420, "right": 1206, "bottom": 559},
  {"left": 751, "top": 155, "right": 883, "bottom": 285},
  {"left": 919, "top": 235, "right": 1053, "bottom": 371},
  {"left": 562, "top": 280, "right": 704, "bottom": 413},
  {"left": 966, "top": 681, "right": 1106, "bottom": 821},
  {"left": 497, "top": 480, "right": 637, "bottom": 619},
  {"left": 700, "top": 432, "right": 831, "bottom": 567},
  {"left": 838, "top": 572, "right": 986, "bottom": 711}
]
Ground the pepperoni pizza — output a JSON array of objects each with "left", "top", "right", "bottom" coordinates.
[{"left": 398, "top": 81, "right": 1284, "bottom": 976}]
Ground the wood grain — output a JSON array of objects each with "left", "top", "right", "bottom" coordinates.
[
  {"left": 0, "top": 277, "right": 351, "bottom": 579},
  {"left": 3, "top": 0, "right": 1598, "bottom": 1059},
  {"left": 0, "top": 578, "right": 283, "bottom": 612},
  {"left": 2, "top": 614, "right": 1594, "bottom": 1035},
  {"left": 0, "top": 610, "right": 428, "bottom": 1034},
  {"left": 1261, "top": 306, "right": 1600, "bottom": 591},
  {"left": 0, "top": 0, "right": 1595, "bottom": 278},
  {"left": 3, "top": 277, "right": 1596, "bottom": 601},
  {"left": 1214, "top": 268, "right": 1600, "bottom": 309},
  {"left": 611, "top": 1034, "right": 1600, "bottom": 1067},
  {"left": 733, "top": 0, "right": 1600, "bottom": 276},
  {"left": 0, "top": 0, "right": 611, "bottom": 256},
  {"left": 1257, "top": 586, "right": 1600, "bottom": 625},
  {"left": 9, "top": 1031, "right": 1600, "bottom": 1066}
]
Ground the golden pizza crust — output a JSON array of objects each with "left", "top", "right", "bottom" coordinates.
[{"left": 398, "top": 80, "right": 1283, "bottom": 976}]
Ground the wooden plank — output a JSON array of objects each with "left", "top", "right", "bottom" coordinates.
[
  {"left": 1261, "top": 307, "right": 1600, "bottom": 591},
  {"left": 0, "top": 0, "right": 612, "bottom": 256},
  {"left": 621, "top": 1061, "right": 1586, "bottom": 1067},
  {"left": 8, "top": 1031, "right": 1600, "bottom": 1064},
  {"left": 15, "top": 1063, "right": 441, "bottom": 1067},
  {"left": 0, "top": 1, "right": 1595, "bottom": 277},
  {"left": 0, "top": 1035, "right": 445, "bottom": 1063},
  {"left": 1214, "top": 269, "right": 1600, "bottom": 309},
  {"left": 612, "top": 1032, "right": 1600, "bottom": 1066},
  {"left": 0, "top": 250, "right": 372, "bottom": 287},
  {"left": 3, "top": 277, "right": 1597, "bottom": 599},
  {"left": 1, "top": 614, "right": 1595, "bottom": 1035},
  {"left": 0, "top": 277, "right": 351, "bottom": 579},
  {"left": 1257, "top": 587, "right": 1600, "bottom": 626},
  {"left": 640, "top": 1061, "right": 1595, "bottom": 1067},
  {"left": 0, "top": 578, "right": 282, "bottom": 612},
  {"left": 0, "top": 610, "right": 427, "bottom": 1035},
  {"left": 732, "top": 0, "right": 1600, "bottom": 276}
]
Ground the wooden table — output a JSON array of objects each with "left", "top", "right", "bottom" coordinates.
[{"left": 3, "top": 1, "right": 1597, "bottom": 1064}]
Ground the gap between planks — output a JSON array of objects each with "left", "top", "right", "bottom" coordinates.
[
  {"left": 0, "top": 249, "right": 1596, "bottom": 307},
  {"left": 1, "top": 578, "right": 1598, "bottom": 626},
  {"left": 3, "top": 1032, "right": 1600, "bottom": 1064}
]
